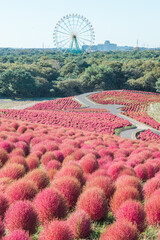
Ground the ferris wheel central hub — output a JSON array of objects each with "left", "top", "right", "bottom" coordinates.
[{"left": 53, "top": 14, "right": 95, "bottom": 52}]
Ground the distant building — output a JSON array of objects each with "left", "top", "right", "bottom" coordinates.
[{"left": 82, "top": 40, "right": 134, "bottom": 52}]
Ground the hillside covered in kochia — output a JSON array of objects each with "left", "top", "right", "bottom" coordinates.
[{"left": 1, "top": 49, "right": 160, "bottom": 98}]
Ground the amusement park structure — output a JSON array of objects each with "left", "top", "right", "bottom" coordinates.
[{"left": 53, "top": 14, "right": 95, "bottom": 52}]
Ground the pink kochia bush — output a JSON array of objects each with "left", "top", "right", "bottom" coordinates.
[
  {"left": 76, "top": 187, "right": 107, "bottom": 221},
  {"left": 33, "top": 188, "right": 68, "bottom": 224},
  {"left": 100, "top": 220, "right": 138, "bottom": 240},
  {"left": 110, "top": 186, "right": 140, "bottom": 214},
  {"left": 5, "top": 179, "right": 38, "bottom": 204},
  {"left": 0, "top": 148, "right": 8, "bottom": 167},
  {"left": 0, "top": 163, "right": 26, "bottom": 180},
  {"left": 145, "top": 195, "right": 160, "bottom": 225},
  {"left": 115, "top": 176, "right": 142, "bottom": 194},
  {"left": 67, "top": 210, "right": 91, "bottom": 239},
  {"left": 24, "top": 169, "right": 49, "bottom": 190},
  {"left": 39, "top": 220, "right": 74, "bottom": 240},
  {"left": 115, "top": 200, "right": 146, "bottom": 232},
  {"left": 51, "top": 176, "right": 81, "bottom": 208},
  {"left": 85, "top": 176, "right": 115, "bottom": 200},
  {"left": 4, "top": 200, "right": 38, "bottom": 234},
  {"left": 143, "top": 177, "right": 160, "bottom": 199},
  {"left": 79, "top": 153, "right": 99, "bottom": 174},
  {"left": 3, "top": 230, "right": 32, "bottom": 240},
  {"left": 0, "top": 193, "right": 9, "bottom": 217}
]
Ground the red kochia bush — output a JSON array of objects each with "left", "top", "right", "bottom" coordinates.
[
  {"left": 51, "top": 176, "right": 81, "bottom": 208},
  {"left": 0, "top": 193, "right": 9, "bottom": 217},
  {"left": 3, "top": 230, "right": 32, "bottom": 240},
  {"left": 100, "top": 220, "right": 138, "bottom": 240},
  {"left": 55, "top": 165, "right": 85, "bottom": 186},
  {"left": 85, "top": 176, "right": 115, "bottom": 200},
  {"left": 107, "top": 163, "right": 126, "bottom": 180},
  {"left": 25, "top": 155, "right": 39, "bottom": 170},
  {"left": 0, "top": 218, "right": 5, "bottom": 239},
  {"left": 67, "top": 210, "right": 91, "bottom": 239},
  {"left": 115, "top": 176, "right": 142, "bottom": 194},
  {"left": 41, "top": 152, "right": 57, "bottom": 166},
  {"left": 39, "top": 220, "right": 74, "bottom": 240},
  {"left": 110, "top": 186, "right": 140, "bottom": 215},
  {"left": 134, "top": 164, "right": 148, "bottom": 181},
  {"left": 8, "top": 156, "right": 29, "bottom": 172},
  {"left": 116, "top": 200, "right": 146, "bottom": 232},
  {"left": 5, "top": 179, "right": 38, "bottom": 204},
  {"left": 4, "top": 200, "right": 38, "bottom": 234},
  {"left": 76, "top": 187, "right": 107, "bottom": 221},
  {"left": 46, "top": 160, "right": 61, "bottom": 171},
  {"left": 24, "top": 169, "right": 49, "bottom": 190},
  {"left": 79, "top": 154, "right": 99, "bottom": 174},
  {"left": 145, "top": 195, "right": 160, "bottom": 225},
  {"left": 0, "top": 177, "right": 13, "bottom": 193},
  {"left": 0, "top": 141, "right": 14, "bottom": 153},
  {"left": 0, "top": 163, "right": 26, "bottom": 180},
  {"left": 143, "top": 177, "right": 160, "bottom": 199},
  {"left": 0, "top": 148, "right": 8, "bottom": 167},
  {"left": 33, "top": 188, "right": 68, "bottom": 224},
  {"left": 9, "top": 148, "right": 25, "bottom": 157}
]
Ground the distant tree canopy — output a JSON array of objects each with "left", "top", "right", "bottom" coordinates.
[{"left": 0, "top": 48, "right": 160, "bottom": 98}]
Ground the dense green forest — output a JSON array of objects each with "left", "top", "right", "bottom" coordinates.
[{"left": 1, "top": 48, "right": 160, "bottom": 98}]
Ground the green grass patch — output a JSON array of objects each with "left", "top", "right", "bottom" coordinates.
[
  {"left": 139, "top": 226, "right": 158, "bottom": 240},
  {"left": 114, "top": 125, "right": 136, "bottom": 136}
]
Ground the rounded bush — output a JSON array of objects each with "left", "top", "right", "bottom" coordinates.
[
  {"left": 0, "top": 177, "right": 13, "bottom": 193},
  {"left": 0, "top": 193, "right": 9, "bottom": 217},
  {"left": 67, "top": 210, "right": 91, "bottom": 239},
  {"left": 145, "top": 163, "right": 155, "bottom": 179},
  {"left": 145, "top": 195, "right": 160, "bottom": 225},
  {"left": 79, "top": 154, "right": 99, "bottom": 174},
  {"left": 110, "top": 186, "right": 140, "bottom": 214},
  {"left": 39, "top": 220, "right": 74, "bottom": 240},
  {"left": 4, "top": 200, "right": 38, "bottom": 234},
  {"left": 5, "top": 179, "right": 38, "bottom": 204},
  {"left": 55, "top": 165, "right": 85, "bottom": 186},
  {"left": 85, "top": 176, "right": 115, "bottom": 200},
  {"left": 134, "top": 164, "right": 148, "bottom": 181},
  {"left": 24, "top": 169, "right": 49, "bottom": 190},
  {"left": 143, "top": 177, "right": 160, "bottom": 199},
  {"left": 53, "top": 150, "right": 64, "bottom": 162},
  {"left": 72, "top": 149, "right": 84, "bottom": 161},
  {"left": 0, "top": 148, "right": 8, "bottom": 167},
  {"left": 15, "top": 141, "right": 29, "bottom": 156},
  {"left": 33, "top": 188, "right": 68, "bottom": 224},
  {"left": 76, "top": 187, "right": 107, "bottom": 221},
  {"left": 41, "top": 152, "right": 57, "bottom": 166},
  {"left": 115, "top": 176, "right": 142, "bottom": 194},
  {"left": 107, "top": 163, "right": 126, "bottom": 180},
  {"left": 9, "top": 148, "right": 25, "bottom": 157},
  {"left": 8, "top": 156, "right": 29, "bottom": 172},
  {"left": 0, "top": 163, "right": 26, "bottom": 180},
  {"left": 51, "top": 176, "right": 81, "bottom": 208},
  {"left": 3, "top": 230, "right": 32, "bottom": 240},
  {"left": 0, "top": 141, "right": 14, "bottom": 153},
  {"left": 46, "top": 160, "right": 61, "bottom": 171},
  {"left": 26, "top": 155, "right": 39, "bottom": 170},
  {"left": 116, "top": 200, "right": 146, "bottom": 232},
  {"left": 100, "top": 220, "right": 138, "bottom": 240}
]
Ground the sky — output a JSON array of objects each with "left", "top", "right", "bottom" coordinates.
[{"left": 0, "top": 0, "right": 160, "bottom": 48}]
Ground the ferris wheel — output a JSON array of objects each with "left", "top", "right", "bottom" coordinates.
[{"left": 53, "top": 14, "right": 95, "bottom": 51}]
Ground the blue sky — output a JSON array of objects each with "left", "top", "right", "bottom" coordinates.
[{"left": 0, "top": 0, "right": 160, "bottom": 48}]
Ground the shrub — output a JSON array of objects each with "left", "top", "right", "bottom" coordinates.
[
  {"left": 51, "top": 176, "right": 81, "bottom": 208},
  {"left": 116, "top": 200, "right": 146, "bottom": 232},
  {"left": 110, "top": 186, "right": 140, "bottom": 214},
  {"left": 72, "top": 149, "right": 84, "bottom": 161},
  {"left": 41, "top": 152, "right": 57, "bottom": 166},
  {"left": 143, "top": 177, "right": 160, "bottom": 199},
  {"left": 55, "top": 165, "right": 85, "bottom": 186},
  {"left": 85, "top": 176, "right": 115, "bottom": 200},
  {"left": 79, "top": 154, "right": 99, "bottom": 174},
  {"left": 3, "top": 230, "right": 32, "bottom": 240},
  {"left": 107, "top": 163, "right": 126, "bottom": 180},
  {"left": 115, "top": 176, "right": 142, "bottom": 194},
  {"left": 0, "top": 163, "right": 26, "bottom": 180},
  {"left": 5, "top": 179, "right": 38, "bottom": 204},
  {"left": 4, "top": 200, "right": 38, "bottom": 234},
  {"left": 15, "top": 141, "right": 29, "bottom": 156},
  {"left": 39, "top": 220, "right": 74, "bottom": 240},
  {"left": 33, "top": 188, "right": 68, "bottom": 224},
  {"left": 134, "top": 164, "right": 148, "bottom": 181},
  {"left": 9, "top": 148, "right": 25, "bottom": 157},
  {"left": 53, "top": 150, "right": 64, "bottom": 162},
  {"left": 24, "top": 169, "right": 49, "bottom": 190},
  {"left": 0, "top": 148, "right": 8, "bottom": 167},
  {"left": 46, "top": 160, "right": 61, "bottom": 171},
  {"left": 144, "top": 163, "right": 155, "bottom": 179},
  {"left": 0, "top": 141, "right": 14, "bottom": 153},
  {"left": 8, "top": 156, "right": 29, "bottom": 172},
  {"left": 67, "top": 210, "right": 90, "bottom": 239},
  {"left": 25, "top": 155, "right": 39, "bottom": 170},
  {"left": 0, "top": 193, "right": 9, "bottom": 217},
  {"left": 145, "top": 195, "right": 160, "bottom": 225},
  {"left": 100, "top": 220, "right": 138, "bottom": 240},
  {"left": 76, "top": 187, "right": 107, "bottom": 221}
]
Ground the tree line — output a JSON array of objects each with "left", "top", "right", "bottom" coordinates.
[{"left": 0, "top": 48, "right": 160, "bottom": 98}]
